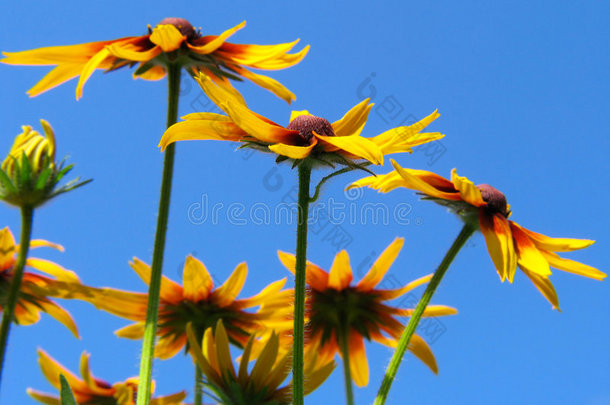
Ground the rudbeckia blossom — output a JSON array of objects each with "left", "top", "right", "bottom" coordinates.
[
  {"left": 350, "top": 160, "right": 606, "bottom": 309},
  {"left": 27, "top": 349, "right": 186, "bottom": 405},
  {"left": 277, "top": 238, "right": 458, "bottom": 387},
  {"left": 186, "top": 320, "right": 334, "bottom": 405},
  {"left": 81, "top": 255, "right": 290, "bottom": 359},
  {"left": 159, "top": 73, "right": 443, "bottom": 166},
  {"left": 0, "top": 227, "right": 80, "bottom": 337},
  {"left": 2, "top": 17, "right": 309, "bottom": 102}
]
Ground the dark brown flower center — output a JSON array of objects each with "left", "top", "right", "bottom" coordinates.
[
  {"left": 477, "top": 184, "right": 508, "bottom": 217},
  {"left": 287, "top": 115, "right": 335, "bottom": 144},
  {"left": 158, "top": 17, "right": 198, "bottom": 39}
]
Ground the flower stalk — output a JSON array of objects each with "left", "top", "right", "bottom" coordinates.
[
  {"left": 339, "top": 329, "right": 355, "bottom": 405},
  {"left": 0, "top": 205, "right": 35, "bottom": 385},
  {"left": 374, "top": 223, "right": 476, "bottom": 405},
  {"left": 135, "top": 62, "right": 181, "bottom": 405},
  {"left": 293, "top": 162, "right": 312, "bottom": 405}
]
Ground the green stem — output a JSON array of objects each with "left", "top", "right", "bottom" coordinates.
[
  {"left": 194, "top": 364, "right": 203, "bottom": 405},
  {"left": 136, "top": 63, "right": 181, "bottom": 405},
  {"left": 339, "top": 330, "right": 355, "bottom": 405},
  {"left": 0, "top": 205, "right": 34, "bottom": 386},
  {"left": 293, "top": 162, "right": 312, "bottom": 405},
  {"left": 374, "top": 223, "right": 476, "bottom": 405}
]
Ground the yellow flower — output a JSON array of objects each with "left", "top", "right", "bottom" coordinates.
[
  {"left": 1, "top": 120, "right": 55, "bottom": 177},
  {"left": 277, "top": 238, "right": 458, "bottom": 387},
  {"left": 2, "top": 17, "right": 309, "bottom": 102},
  {"left": 0, "top": 227, "right": 80, "bottom": 337},
  {"left": 186, "top": 320, "right": 334, "bottom": 404},
  {"left": 80, "top": 255, "right": 291, "bottom": 359},
  {"left": 159, "top": 73, "right": 443, "bottom": 166},
  {"left": 27, "top": 349, "right": 186, "bottom": 405},
  {"left": 350, "top": 160, "right": 606, "bottom": 309}
]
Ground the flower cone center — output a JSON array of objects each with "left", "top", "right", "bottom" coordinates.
[
  {"left": 477, "top": 184, "right": 508, "bottom": 217},
  {"left": 287, "top": 115, "right": 335, "bottom": 144},
  {"left": 158, "top": 17, "right": 197, "bottom": 39}
]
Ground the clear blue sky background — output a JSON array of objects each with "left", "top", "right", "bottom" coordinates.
[{"left": 1, "top": 1, "right": 609, "bottom": 404}]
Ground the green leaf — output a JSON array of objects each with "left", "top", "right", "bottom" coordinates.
[
  {"left": 0, "top": 170, "right": 16, "bottom": 193},
  {"left": 59, "top": 374, "right": 77, "bottom": 405}
]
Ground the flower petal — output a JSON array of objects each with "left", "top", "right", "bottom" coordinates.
[
  {"left": 346, "top": 332, "right": 369, "bottom": 387},
  {"left": 29, "top": 239, "right": 64, "bottom": 251},
  {"left": 328, "top": 250, "right": 353, "bottom": 290},
  {"left": 115, "top": 322, "right": 145, "bottom": 339},
  {"left": 224, "top": 100, "right": 301, "bottom": 144},
  {"left": 390, "top": 160, "right": 462, "bottom": 200},
  {"left": 395, "top": 305, "right": 458, "bottom": 317},
  {"left": 451, "top": 169, "right": 485, "bottom": 207},
  {"left": 277, "top": 250, "right": 329, "bottom": 291},
  {"left": 233, "top": 278, "right": 287, "bottom": 309},
  {"left": 37, "top": 349, "right": 91, "bottom": 394},
  {"left": 135, "top": 64, "right": 166, "bottom": 81},
  {"left": 188, "top": 21, "right": 246, "bottom": 54},
  {"left": 332, "top": 99, "right": 373, "bottom": 138},
  {"left": 521, "top": 269, "right": 560, "bottom": 309},
  {"left": 372, "top": 110, "right": 441, "bottom": 149},
  {"left": 234, "top": 67, "right": 296, "bottom": 103},
  {"left": 540, "top": 250, "right": 606, "bottom": 280},
  {"left": 268, "top": 139, "right": 317, "bottom": 160},
  {"left": 154, "top": 334, "right": 187, "bottom": 360},
  {"left": 214, "top": 322, "right": 236, "bottom": 379},
  {"left": 26, "top": 64, "right": 84, "bottom": 97},
  {"left": 374, "top": 274, "right": 433, "bottom": 300},
  {"left": 38, "top": 299, "right": 79, "bottom": 338},
  {"left": 250, "top": 333, "right": 279, "bottom": 391},
  {"left": 182, "top": 256, "right": 214, "bottom": 302},
  {"left": 130, "top": 258, "right": 183, "bottom": 304},
  {"left": 26, "top": 258, "right": 80, "bottom": 283},
  {"left": 159, "top": 114, "right": 245, "bottom": 150},
  {"left": 315, "top": 133, "right": 384, "bottom": 165},
  {"left": 510, "top": 222, "right": 551, "bottom": 280},
  {"left": 107, "top": 43, "right": 161, "bottom": 62},
  {"left": 212, "top": 262, "right": 247, "bottom": 307},
  {"left": 149, "top": 24, "right": 185, "bottom": 52},
  {"left": 357, "top": 238, "right": 404, "bottom": 291},
  {"left": 75, "top": 47, "right": 111, "bottom": 99},
  {"left": 479, "top": 212, "right": 517, "bottom": 282},
  {"left": 519, "top": 227, "right": 596, "bottom": 252},
  {"left": 408, "top": 334, "right": 438, "bottom": 374}
]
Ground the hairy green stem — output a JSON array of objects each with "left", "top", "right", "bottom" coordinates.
[
  {"left": 136, "top": 63, "right": 181, "bottom": 405},
  {"left": 293, "top": 163, "right": 312, "bottom": 405},
  {"left": 0, "top": 205, "right": 34, "bottom": 386},
  {"left": 339, "top": 330, "right": 355, "bottom": 405},
  {"left": 194, "top": 364, "right": 203, "bottom": 405},
  {"left": 374, "top": 223, "right": 476, "bottom": 405}
]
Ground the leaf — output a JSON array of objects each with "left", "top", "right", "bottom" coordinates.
[{"left": 59, "top": 374, "right": 77, "bottom": 405}]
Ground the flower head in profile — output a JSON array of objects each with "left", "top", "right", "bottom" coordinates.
[
  {"left": 159, "top": 73, "right": 443, "bottom": 167},
  {"left": 350, "top": 160, "right": 606, "bottom": 309},
  {"left": 0, "top": 227, "right": 80, "bottom": 337},
  {"left": 27, "top": 349, "right": 186, "bottom": 405},
  {"left": 185, "top": 320, "right": 334, "bottom": 405},
  {"left": 81, "top": 255, "right": 290, "bottom": 359},
  {"left": 0, "top": 120, "right": 90, "bottom": 208},
  {"left": 278, "top": 238, "right": 458, "bottom": 387},
  {"left": 2, "top": 17, "right": 309, "bottom": 102}
]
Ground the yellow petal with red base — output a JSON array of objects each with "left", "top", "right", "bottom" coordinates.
[
  {"left": 316, "top": 133, "right": 384, "bottom": 165},
  {"left": 510, "top": 222, "right": 551, "bottom": 280},
  {"left": 519, "top": 227, "right": 596, "bottom": 252},
  {"left": 277, "top": 251, "right": 329, "bottom": 291},
  {"left": 159, "top": 114, "right": 245, "bottom": 150},
  {"left": 451, "top": 169, "right": 485, "bottom": 207},
  {"left": 129, "top": 258, "right": 183, "bottom": 304},
  {"left": 223, "top": 100, "right": 300, "bottom": 144},
  {"left": 212, "top": 262, "right": 247, "bottom": 307},
  {"left": 135, "top": 64, "right": 166, "bottom": 81},
  {"left": 182, "top": 255, "right": 214, "bottom": 302},
  {"left": 106, "top": 43, "right": 161, "bottom": 62},
  {"left": 188, "top": 21, "right": 246, "bottom": 54},
  {"left": 149, "top": 24, "right": 185, "bottom": 52},
  {"left": 332, "top": 98, "right": 373, "bottom": 138},
  {"left": 233, "top": 278, "right": 287, "bottom": 309},
  {"left": 408, "top": 334, "right": 438, "bottom": 374},
  {"left": 347, "top": 332, "right": 369, "bottom": 387},
  {"left": 479, "top": 211, "right": 517, "bottom": 282},
  {"left": 540, "top": 250, "right": 606, "bottom": 280},
  {"left": 155, "top": 334, "right": 187, "bottom": 360},
  {"left": 328, "top": 250, "right": 353, "bottom": 290},
  {"left": 268, "top": 139, "right": 317, "bottom": 160},
  {"left": 357, "top": 237, "right": 404, "bottom": 291},
  {"left": 390, "top": 160, "right": 462, "bottom": 201}
]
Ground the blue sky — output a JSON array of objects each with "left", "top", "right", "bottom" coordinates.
[{"left": 1, "top": 1, "right": 609, "bottom": 404}]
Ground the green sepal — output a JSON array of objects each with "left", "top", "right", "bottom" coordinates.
[{"left": 59, "top": 374, "right": 77, "bottom": 405}]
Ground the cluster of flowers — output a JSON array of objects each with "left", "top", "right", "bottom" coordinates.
[{"left": 0, "top": 16, "right": 604, "bottom": 405}]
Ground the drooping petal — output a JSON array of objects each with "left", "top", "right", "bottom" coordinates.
[
  {"left": 75, "top": 47, "right": 112, "bottom": 99},
  {"left": 149, "top": 24, "right": 185, "bottom": 52},
  {"left": 331, "top": 98, "right": 373, "bottom": 138},
  {"left": 277, "top": 251, "right": 329, "bottom": 291},
  {"left": 233, "top": 278, "right": 287, "bottom": 309},
  {"left": 408, "top": 334, "right": 438, "bottom": 374},
  {"left": 135, "top": 64, "right": 166, "bottom": 81},
  {"left": 106, "top": 43, "right": 161, "bottom": 62},
  {"left": 390, "top": 160, "right": 462, "bottom": 201},
  {"left": 479, "top": 211, "right": 518, "bottom": 282},
  {"left": 154, "top": 334, "right": 187, "bottom": 360},
  {"left": 84, "top": 287, "right": 148, "bottom": 321},
  {"left": 0, "top": 227, "right": 16, "bottom": 264},
  {"left": 375, "top": 274, "right": 433, "bottom": 301},
  {"left": 303, "top": 359, "right": 335, "bottom": 395},
  {"left": 188, "top": 21, "right": 246, "bottom": 54},
  {"left": 315, "top": 133, "right": 384, "bottom": 165},
  {"left": 182, "top": 255, "right": 214, "bottom": 302},
  {"left": 149, "top": 391, "right": 188, "bottom": 405},
  {"left": 26, "top": 389, "right": 61, "bottom": 404},
  {"left": 26, "top": 258, "right": 80, "bottom": 283},
  {"left": 37, "top": 350, "right": 91, "bottom": 394},
  {"left": 268, "top": 139, "right": 317, "bottom": 160},
  {"left": 115, "top": 322, "right": 145, "bottom": 339},
  {"left": 451, "top": 169, "right": 485, "bottom": 207},
  {"left": 346, "top": 332, "right": 369, "bottom": 387},
  {"left": 212, "top": 262, "right": 247, "bottom": 307},
  {"left": 519, "top": 226, "right": 596, "bottom": 252},
  {"left": 357, "top": 237, "right": 404, "bottom": 291},
  {"left": 26, "top": 64, "right": 84, "bottom": 97},
  {"left": 37, "top": 299, "right": 79, "bottom": 338},
  {"left": 129, "top": 258, "right": 183, "bottom": 304},
  {"left": 328, "top": 250, "right": 353, "bottom": 290},
  {"left": 540, "top": 250, "right": 606, "bottom": 280},
  {"left": 29, "top": 239, "right": 64, "bottom": 251},
  {"left": 510, "top": 222, "right": 551, "bottom": 280},
  {"left": 520, "top": 269, "right": 560, "bottom": 309},
  {"left": 159, "top": 114, "right": 245, "bottom": 150},
  {"left": 235, "top": 67, "right": 296, "bottom": 103}
]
